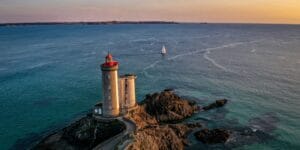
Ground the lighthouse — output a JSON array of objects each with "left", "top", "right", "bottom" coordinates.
[
  {"left": 94, "top": 53, "right": 138, "bottom": 118},
  {"left": 101, "top": 53, "right": 120, "bottom": 117}
]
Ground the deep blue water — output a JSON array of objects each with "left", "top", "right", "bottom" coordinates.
[{"left": 0, "top": 24, "right": 300, "bottom": 149}]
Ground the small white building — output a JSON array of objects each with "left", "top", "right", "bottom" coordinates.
[{"left": 94, "top": 103, "right": 103, "bottom": 115}]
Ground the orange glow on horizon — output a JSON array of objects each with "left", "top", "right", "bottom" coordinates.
[{"left": 0, "top": 0, "right": 300, "bottom": 24}]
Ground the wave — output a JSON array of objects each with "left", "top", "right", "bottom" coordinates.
[
  {"left": 251, "top": 49, "right": 256, "bottom": 53},
  {"left": 27, "top": 62, "right": 53, "bottom": 70},
  {"left": 0, "top": 68, "right": 7, "bottom": 71},
  {"left": 114, "top": 53, "right": 160, "bottom": 59},
  {"left": 31, "top": 43, "right": 55, "bottom": 48},
  {"left": 83, "top": 51, "right": 96, "bottom": 56},
  {"left": 0, "top": 62, "right": 54, "bottom": 83},
  {"left": 106, "top": 41, "right": 115, "bottom": 45},
  {"left": 190, "top": 35, "right": 211, "bottom": 39},
  {"left": 130, "top": 37, "right": 157, "bottom": 43}
]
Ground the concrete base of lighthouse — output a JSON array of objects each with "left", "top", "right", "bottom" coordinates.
[
  {"left": 93, "top": 102, "right": 121, "bottom": 118},
  {"left": 93, "top": 102, "right": 139, "bottom": 118}
]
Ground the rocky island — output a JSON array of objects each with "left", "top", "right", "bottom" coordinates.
[{"left": 34, "top": 89, "right": 232, "bottom": 150}]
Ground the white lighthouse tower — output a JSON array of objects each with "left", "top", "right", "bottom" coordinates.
[{"left": 101, "top": 53, "right": 120, "bottom": 117}]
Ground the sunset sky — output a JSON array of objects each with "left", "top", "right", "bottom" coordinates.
[{"left": 0, "top": 0, "right": 300, "bottom": 24}]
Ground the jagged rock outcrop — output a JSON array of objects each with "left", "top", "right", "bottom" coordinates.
[
  {"left": 142, "top": 91, "right": 199, "bottom": 123},
  {"left": 194, "top": 128, "right": 230, "bottom": 144},
  {"left": 125, "top": 90, "right": 201, "bottom": 150},
  {"left": 127, "top": 125, "right": 184, "bottom": 150},
  {"left": 33, "top": 115, "right": 125, "bottom": 150},
  {"left": 127, "top": 123, "right": 202, "bottom": 150},
  {"left": 127, "top": 90, "right": 198, "bottom": 129},
  {"left": 202, "top": 99, "right": 228, "bottom": 111},
  {"left": 126, "top": 105, "right": 157, "bottom": 130}
]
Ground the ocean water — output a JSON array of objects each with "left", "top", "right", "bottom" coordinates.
[{"left": 0, "top": 24, "right": 300, "bottom": 149}]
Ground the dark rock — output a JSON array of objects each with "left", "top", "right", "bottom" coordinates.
[
  {"left": 33, "top": 116, "right": 126, "bottom": 150},
  {"left": 225, "top": 126, "right": 274, "bottom": 148},
  {"left": 194, "top": 128, "right": 230, "bottom": 144},
  {"left": 185, "top": 122, "right": 202, "bottom": 128},
  {"left": 164, "top": 88, "right": 174, "bottom": 92},
  {"left": 248, "top": 112, "right": 279, "bottom": 132},
  {"left": 203, "top": 99, "right": 228, "bottom": 111}
]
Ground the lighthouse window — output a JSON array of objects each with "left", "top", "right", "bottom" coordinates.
[
  {"left": 108, "top": 85, "right": 111, "bottom": 90},
  {"left": 107, "top": 75, "right": 110, "bottom": 79},
  {"left": 108, "top": 95, "right": 111, "bottom": 100}
]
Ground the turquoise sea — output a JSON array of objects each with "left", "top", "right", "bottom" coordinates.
[{"left": 0, "top": 24, "right": 300, "bottom": 149}]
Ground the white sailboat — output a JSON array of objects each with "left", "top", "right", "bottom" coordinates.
[{"left": 161, "top": 45, "right": 167, "bottom": 55}]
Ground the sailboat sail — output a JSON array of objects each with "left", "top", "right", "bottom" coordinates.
[{"left": 161, "top": 45, "right": 167, "bottom": 54}]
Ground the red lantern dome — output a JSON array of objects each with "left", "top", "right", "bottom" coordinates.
[{"left": 102, "top": 53, "right": 118, "bottom": 68}]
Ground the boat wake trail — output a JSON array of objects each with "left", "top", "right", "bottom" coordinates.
[
  {"left": 142, "top": 60, "right": 161, "bottom": 78},
  {"left": 203, "top": 50, "right": 229, "bottom": 72},
  {"left": 143, "top": 60, "right": 161, "bottom": 70},
  {"left": 142, "top": 40, "right": 262, "bottom": 77},
  {"left": 203, "top": 42, "right": 244, "bottom": 72},
  {"left": 167, "top": 49, "right": 204, "bottom": 61},
  {"left": 203, "top": 40, "right": 263, "bottom": 72}
]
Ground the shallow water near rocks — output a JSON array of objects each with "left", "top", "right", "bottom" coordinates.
[{"left": 0, "top": 24, "right": 300, "bottom": 149}]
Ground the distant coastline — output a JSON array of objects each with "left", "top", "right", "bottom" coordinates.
[
  {"left": 0, "top": 21, "right": 181, "bottom": 27},
  {"left": 1, "top": 21, "right": 299, "bottom": 27}
]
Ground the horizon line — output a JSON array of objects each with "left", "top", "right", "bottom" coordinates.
[{"left": 0, "top": 20, "right": 300, "bottom": 26}]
